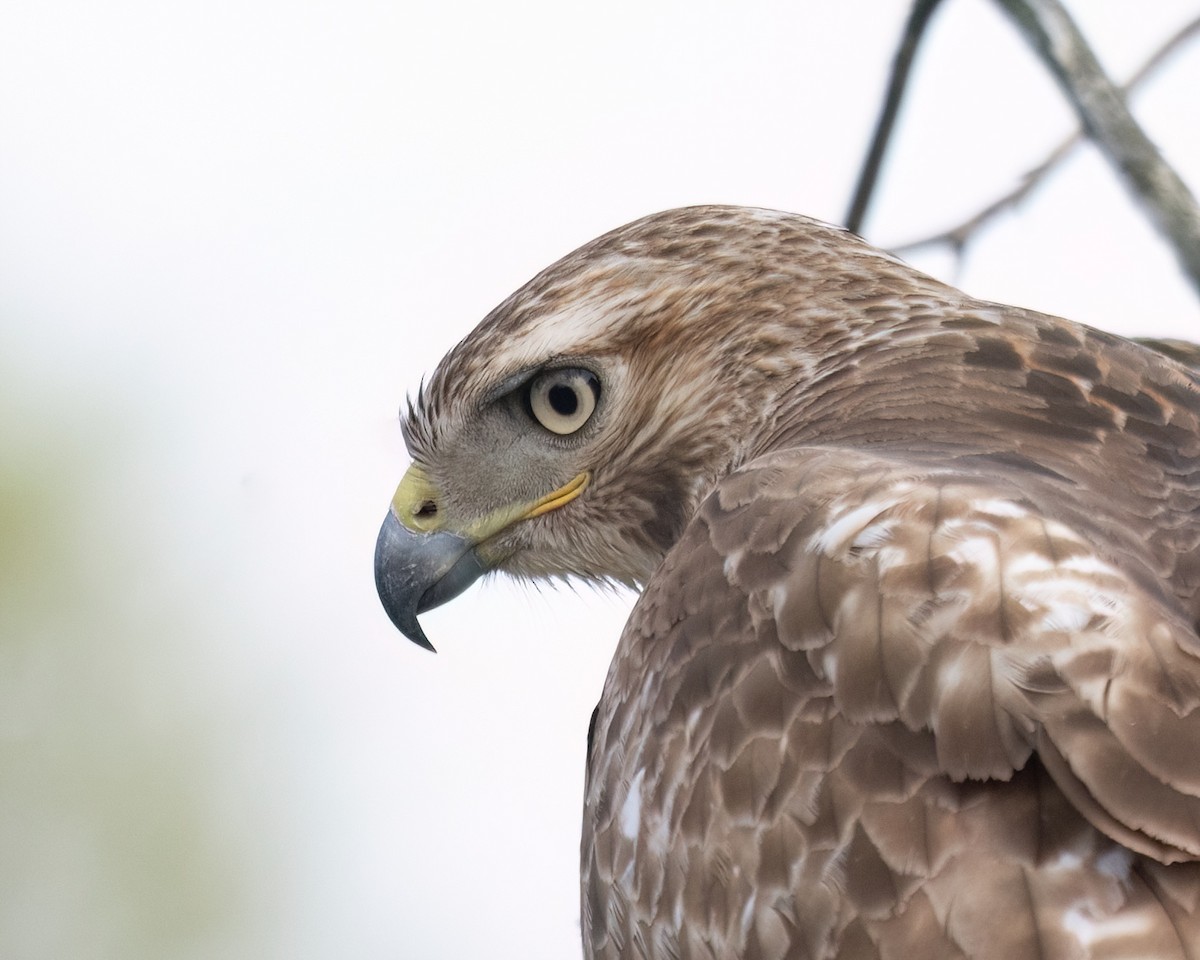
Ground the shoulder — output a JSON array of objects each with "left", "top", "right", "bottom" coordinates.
[{"left": 599, "top": 443, "right": 1200, "bottom": 857}]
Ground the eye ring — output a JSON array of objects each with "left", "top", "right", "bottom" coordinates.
[{"left": 527, "top": 368, "right": 600, "bottom": 435}]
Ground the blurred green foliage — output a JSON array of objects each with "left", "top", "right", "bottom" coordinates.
[{"left": 0, "top": 360, "right": 259, "bottom": 960}]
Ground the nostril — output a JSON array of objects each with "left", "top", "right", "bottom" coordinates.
[{"left": 415, "top": 500, "right": 438, "bottom": 519}]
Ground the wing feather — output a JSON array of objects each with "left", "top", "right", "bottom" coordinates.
[
  {"left": 583, "top": 443, "right": 1200, "bottom": 957},
  {"left": 748, "top": 447, "right": 1200, "bottom": 856}
]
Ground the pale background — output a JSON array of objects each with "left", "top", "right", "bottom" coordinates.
[{"left": 2, "top": 2, "right": 1198, "bottom": 958}]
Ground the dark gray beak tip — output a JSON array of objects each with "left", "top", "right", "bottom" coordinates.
[
  {"left": 402, "top": 618, "right": 438, "bottom": 654},
  {"left": 377, "top": 576, "right": 437, "bottom": 653}
]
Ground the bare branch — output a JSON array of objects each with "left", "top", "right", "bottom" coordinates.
[
  {"left": 994, "top": 0, "right": 1200, "bottom": 294},
  {"left": 892, "top": 14, "right": 1200, "bottom": 258},
  {"left": 844, "top": 0, "right": 948, "bottom": 235},
  {"left": 1117, "top": 14, "right": 1200, "bottom": 91}
]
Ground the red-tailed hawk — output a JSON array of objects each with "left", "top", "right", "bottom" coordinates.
[{"left": 374, "top": 206, "right": 1200, "bottom": 959}]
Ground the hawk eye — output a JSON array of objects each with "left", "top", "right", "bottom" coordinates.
[{"left": 527, "top": 368, "right": 600, "bottom": 435}]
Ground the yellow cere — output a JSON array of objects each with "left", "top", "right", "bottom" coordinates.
[
  {"left": 391, "top": 465, "right": 445, "bottom": 533},
  {"left": 391, "top": 466, "right": 590, "bottom": 539}
]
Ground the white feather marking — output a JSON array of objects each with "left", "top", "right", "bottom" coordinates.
[
  {"left": 1038, "top": 602, "right": 1094, "bottom": 633},
  {"left": 496, "top": 305, "right": 611, "bottom": 368},
  {"left": 1027, "top": 574, "right": 1127, "bottom": 633},
  {"left": 971, "top": 498, "right": 1030, "bottom": 519},
  {"left": 620, "top": 768, "right": 645, "bottom": 841},
  {"left": 1050, "top": 850, "right": 1084, "bottom": 871},
  {"left": 947, "top": 534, "right": 1000, "bottom": 577},
  {"left": 1063, "top": 904, "right": 1153, "bottom": 948},
  {"left": 770, "top": 583, "right": 789, "bottom": 616},
  {"left": 1058, "top": 553, "right": 1117, "bottom": 576},
  {"left": 873, "top": 545, "right": 909, "bottom": 573},
  {"left": 819, "top": 650, "right": 838, "bottom": 683},
  {"left": 1095, "top": 845, "right": 1134, "bottom": 883},
  {"left": 739, "top": 891, "right": 758, "bottom": 939},
  {"left": 723, "top": 549, "right": 744, "bottom": 579},
  {"left": 1042, "top": 518, "right": 1083, "bottom": 543},
  {"left": 812, "top": 500, "right": 896, "bottom": 554},
  {"left": 939, "top": 657, "right": 968, "bottom": 689},
  {"left": 648, "top": 816, "right": 670, "bottom": 856},
  {"left": 1062, "top": 907, "right": 1100, "bottom": 946},
  {"left": 1004, "top": 552, "right": 1057, "bottom": 578},
  {"left": 850, "top": 518, "right": 897, "bottom": 550}
]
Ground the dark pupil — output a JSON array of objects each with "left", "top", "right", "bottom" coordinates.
[{"left": 548, "top": 383, "right": 578, "bottom": 417}]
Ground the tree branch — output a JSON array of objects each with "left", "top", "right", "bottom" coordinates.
[
  {"left": 994, "top": 0, "right": 1200, "bottom": 294},
  {"left": 844, "top": 0, "right": 948, "bottom": 235},
  {"left": 891, "top": 13, "right": 1200, "bottom": 258}
]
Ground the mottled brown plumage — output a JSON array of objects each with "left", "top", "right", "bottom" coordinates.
[{"left": 375, "top": 206, "right": 1200, "bottom": 958}]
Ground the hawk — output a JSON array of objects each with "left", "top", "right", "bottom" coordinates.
[{"left": 374, "top": 206, "right": 1200, "bottom": 959}]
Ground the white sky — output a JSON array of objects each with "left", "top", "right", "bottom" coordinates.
[{"left": 2, "top": 2, "right": 1198, "bottom": 958}]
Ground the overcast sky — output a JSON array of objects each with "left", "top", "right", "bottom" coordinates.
[{"left": 3, "top": 2, "right": 1199, "bottom": 958}]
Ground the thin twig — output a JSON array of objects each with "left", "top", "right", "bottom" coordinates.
[
  {"left": 994, "top": 0, "right": 1200, "bottom": 294},
  {"left": 892, "top": 13, "right": 1200, "bottom": 257},
  {"left": 844, "top": 0, "right": 948, "bottom": 235}
]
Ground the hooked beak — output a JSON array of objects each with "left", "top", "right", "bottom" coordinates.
[
  {"left": 373, "top": 512, "right": 485, "bottom": 651},
  {"left": 373, "top": 465, "right": 589, "bottom": 651}
]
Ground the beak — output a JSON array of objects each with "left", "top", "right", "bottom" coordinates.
[
  {"left": 373, "top": 465, "right": 589, "bottom": 651},
  {"left": 373, "top": 511, "right": 485, "bottom": 651}
]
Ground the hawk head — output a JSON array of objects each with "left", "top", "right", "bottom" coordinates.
[{"left": 373, "top": 205, "right": 951, "bottom": 648}]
